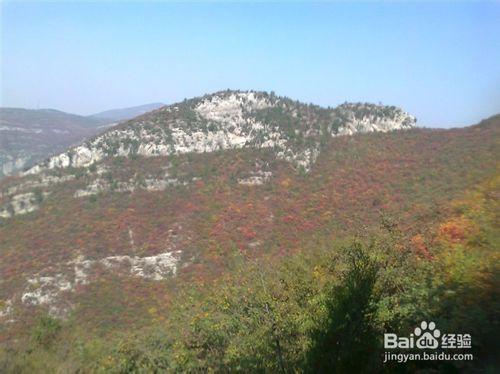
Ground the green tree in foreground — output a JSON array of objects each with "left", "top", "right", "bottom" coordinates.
[{"left": 306, "top": 241, "right": 380, "bottom": 373}]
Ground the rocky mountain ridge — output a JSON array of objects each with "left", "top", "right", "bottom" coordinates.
[{"left": 25, "top": 90, "right": 416, "bottom": 176}]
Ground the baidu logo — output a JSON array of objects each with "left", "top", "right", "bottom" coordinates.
[{"left": 384, "top": 321, "right": 471, "bottom": 350}]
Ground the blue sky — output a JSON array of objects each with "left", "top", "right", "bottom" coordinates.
[{"left": 1, "top": 1, "right": 499, "bottom": 127}]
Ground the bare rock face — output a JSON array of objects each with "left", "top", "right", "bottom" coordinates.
[
  {"left": 23, "top": 91, "right": 416, "bottom": 177},
  {"left": 18, "top": 249, "right": 182, "bottom": 318},
  {"left": 334, "top": 103, "right": 416, "bottom": 135}
]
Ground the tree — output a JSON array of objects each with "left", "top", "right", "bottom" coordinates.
[{"left": 306, "top": 241, "right": 380, "bottom": 373}]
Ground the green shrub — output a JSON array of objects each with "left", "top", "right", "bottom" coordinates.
[{"left": 31, "top": 315, "right": 61, "bottom": 348}]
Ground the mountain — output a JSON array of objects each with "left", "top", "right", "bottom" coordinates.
[
  {"left": 89, "top": 102, "right": 164, "bottom": 122},
  {"left": 24, "top": 91, "right": 415, "bottom": 176},
  {"left": 0, "top": 91, "right": 498, "bottom": 372}
]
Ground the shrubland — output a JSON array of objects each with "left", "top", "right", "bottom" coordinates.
[{"left": 1, "top": 175, "right": 498, "bottom": 372}]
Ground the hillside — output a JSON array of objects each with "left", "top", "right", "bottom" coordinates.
[
  {"left": 0, "top": 92, "right": 498, "bottom": 372},
  {"left": 0, "top": 108, "right": 106, "bottom": 178},
  {"left": 0, "top": 104, "right": 164, "bottom": 179}
]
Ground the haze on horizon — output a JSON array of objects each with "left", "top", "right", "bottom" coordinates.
[{"left": 1, "top": 1, "right": 499, "bottom": 128}]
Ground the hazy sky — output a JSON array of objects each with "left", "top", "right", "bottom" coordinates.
[{"left": 1, "top": 1, "right": 499, "bottom": 127}]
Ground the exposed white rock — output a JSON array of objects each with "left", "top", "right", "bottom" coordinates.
[
  {"left": 73, "top": 176, "right": 188, "bottom": 197},
  {"left": 276, "top": 145, "right": 321, "bottom": 173},
  {"left": 73, "top": 179, "right": 108, "bottom": 197},
  {"left": 0, "top": 300, "right": 13, "bottom": 321},
  {"left": 2, "top": 174, "right": 75, "bottom": 198},
  {"left": 100, "top": 250, "right": 182, "bottom": 281},
  {"left": 335, "top": 103, "right": 416, "bottom": 136},
  {"left": 143, "top": 178, "right": 185, "bottom": 191},
  {"left": 95, "top": 164, "right": 109, "bottom": 175},
  {"left": 72, "top": 255, "right": 93, "bottom": 285},
  {"left": 238, "top": 171, "right": 273, "bottom": 186},
  {"left": 195, "top": 92, "right": 271, "bottom": 125},
  {"left": 20, "top": 249, "right": 183, "bottom": 317},
  {"left": 0, "top": 192, "right": 47, "bottom": 218},
  {"left": 21, "top": 274, "right": 73, "bottom": 317}
]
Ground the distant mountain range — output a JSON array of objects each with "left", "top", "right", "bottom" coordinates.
[
  {"left": 89, "top": 102, "right": 164, "bottom": 122},
  {"left": 0, "top": 103, "right": 164, "bottom": 178}
]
